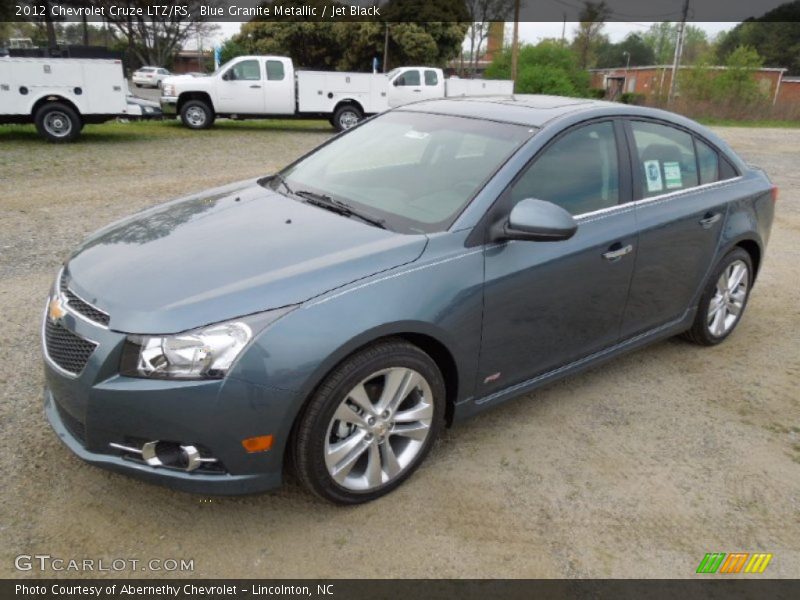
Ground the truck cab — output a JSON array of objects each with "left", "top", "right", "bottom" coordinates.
[
  {"left": 161, "top": 56, "right": 295, "bottom": 128},
  {"left": 385, "top": 67, "right": 445, "bottom": 107}
]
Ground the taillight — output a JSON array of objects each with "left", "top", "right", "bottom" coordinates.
[{"left": 771, "top": 186, "right": 778, "bottom": 203}]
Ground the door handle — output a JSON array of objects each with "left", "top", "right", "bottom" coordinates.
[
  {"left": 699, "top": 212, "right": 721, "bottom": 229},
  {"left": 250, "top": 84, "right": 262, "bottom": 89},
  {"left": 602, "top": 244, "right": 633, "bottom": 262}
]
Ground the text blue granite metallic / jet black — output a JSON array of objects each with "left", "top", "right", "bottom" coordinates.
[{"left": 43, "top": 97, "right": 775, "bottom": 503}]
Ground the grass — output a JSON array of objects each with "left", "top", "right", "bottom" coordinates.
[
  {"left": 0, "top": 117, "right": 333, "bottom": 145},
  {"left": 697, "top": 118, "right": 800, "bottom": 129}
]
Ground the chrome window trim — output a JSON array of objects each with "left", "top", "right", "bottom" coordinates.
[{"left": 574, "top": 175, "right": 743, "bottom": 222}]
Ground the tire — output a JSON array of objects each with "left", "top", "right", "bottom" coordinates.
[
  {"left": 34, "top": 102, "right": 81, "bottom": 143},
  {"left": 180, "top": 99, "right": 214, "bottom": 130},
  {"left": 682, "top": 247, "right": 753, "bottom": 346},
  {"left": 332, "top": 104, "right": 363, "bottom": 132},
  {"left": 134, "top": 83, "right": 141, "bottom": 88},
  {"left": 292, "top": 339, "right": 446, "bottom": 504}
]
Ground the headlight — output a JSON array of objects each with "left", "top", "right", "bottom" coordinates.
[
  {"left": 162, "top": 84, "right": 175, "bottom": 96},
  {"left": 120, "top": 308, "right": 292, "bottom": 380},
  {"left": 143, "top": 106, "right": 153, "bottom": 113}
]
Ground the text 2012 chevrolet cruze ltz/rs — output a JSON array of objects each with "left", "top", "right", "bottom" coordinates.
[{"left": 43, "top": 97, "right": 775, "bottom": 504}]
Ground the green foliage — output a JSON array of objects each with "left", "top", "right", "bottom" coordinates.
[
  {"left": 678, "top": 46, "right": 770, "bottom": 117},
  {"left": 595, "top": 33, "right": 655, "bottom": 68},
  {"left": 486, "top": 40, "right": 589, "bottom": 96},
  {"left": 227, "top": 12, "right": 468, "bottom": 71},
  {"left": 715, "top": 2, "right": 800, "bottom": 75},
  {"left": 620, "top": 92, "right": 645, "bottom": 105},
  {"left": 641, "top": 23, "right": 710, "bottom": 66}
]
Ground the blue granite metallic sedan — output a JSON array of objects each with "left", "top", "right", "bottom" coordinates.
[{"left": 43, "top": 96, "right": 775, "bottom": 503}]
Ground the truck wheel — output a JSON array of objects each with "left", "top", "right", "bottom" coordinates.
[
  {"left": 180, "top": 100, "right": 214, "bottom": 130},
  {"left": 332, "top": 105, "right": 363, "bottom": 132},
  {"left": 34, "top": 102, "right": 81, "bottom": 143}
]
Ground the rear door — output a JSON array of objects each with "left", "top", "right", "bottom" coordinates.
[
  {"left": 619, "top": 119, "right": 734, "bottom": 338},
  {"left": 216, "top": 58, "right": 264, "bottom": 114},
  {"left": 421, "top": 69, "right": 444, "bottom": 101},
  {"left": 263, "top": 58, "right": 294, "bottom": 114}
]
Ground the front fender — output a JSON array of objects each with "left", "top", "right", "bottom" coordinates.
[{"left": 228, "top": 230, "right": 484, "bottom": 446}]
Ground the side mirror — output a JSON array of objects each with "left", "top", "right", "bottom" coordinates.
[
  {"left": 492, "top": 198, "right": 578, "bottom": 242},
  {"left": 222, "top": 71, "right": 232, "bottom": 81}
]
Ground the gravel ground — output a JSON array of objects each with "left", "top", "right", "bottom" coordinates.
[{"left": 0, "top": 122, "right": 798, "bottom": 579}]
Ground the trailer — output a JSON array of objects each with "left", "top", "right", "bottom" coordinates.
[{"left": 0, "top": 56, "right": 128, "bottom": 142}]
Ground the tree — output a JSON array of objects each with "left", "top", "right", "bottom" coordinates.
[
  {"left": 463, "top": 0, "right": 514, "bottom": 74},
  {"left": 227, "top": 2, "right": 469, "bottom": 72},
  {"left": 90, "top": 0, "right": 219, "bottom": 67},
  {"left": 571, "top": 1, "right": 610, "bottom": 69},
  {"left": 595, "top": 33, "right": 655, "bottom": 68},
  {"left": 486, "top": 40, "right": 589, "bottom": 96},
  {"left": 716, "top": 2, "right": 800, "bottom": 75}
]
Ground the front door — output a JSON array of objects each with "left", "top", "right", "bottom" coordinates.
[
  {"left": 388, "top": 69, "right": 423, "bottom": 107},
  {"left": 479, "top": 121, "right": 637, "bottom": 394},
  {"left": 216, "top": 58, "right": 264, "bottom": 114}
]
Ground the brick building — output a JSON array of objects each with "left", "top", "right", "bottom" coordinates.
[{"left": 589, "top": 65, "right": 788, "bottom": 105}]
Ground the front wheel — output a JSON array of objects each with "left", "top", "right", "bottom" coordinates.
[
  {"left": 34, "top": 102, "right": 81, "bottom": 143},
  {"left": 292, "top": 339, "right": 445, "bottom": 504},
  {"left": 682, "top": 247, "right": 753, "bottom": 346},
  {"left": 180, "top": 99, "right": 214, "bottom": 130},
  {"left": 332, "top": 105, "right": 363, "bottom": 132}
]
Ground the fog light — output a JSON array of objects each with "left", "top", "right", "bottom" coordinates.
[
  {"left": 109, "top": 440, "right": 219, "bottom": 472},
  {"left": 241, "top": 435, "right": 273, "bottom": 453}
]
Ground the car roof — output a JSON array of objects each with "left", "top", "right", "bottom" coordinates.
[{"left": 397, "top": 95, "right": 622, "bottom": 128}]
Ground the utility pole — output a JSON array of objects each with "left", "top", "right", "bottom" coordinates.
[
  {"left": 383, "top": 22, "right": 389, "bottom": 73},
  {"left": 510, "top": 0, "right": 520, "bottom": 87},
  {"left": 668, "top": 0, "right": 690, "bottom": 105},
  {"left": 561, "top": 12, "right": 567, "bottom": 46}
]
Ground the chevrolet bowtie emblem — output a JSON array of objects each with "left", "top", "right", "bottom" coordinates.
[{"left": 48, "top": 296, "right": 67, "bottom": 322}]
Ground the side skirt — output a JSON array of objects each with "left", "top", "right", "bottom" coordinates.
[{"left": 453, "top": 309, "right": 695, "bottom": 422}]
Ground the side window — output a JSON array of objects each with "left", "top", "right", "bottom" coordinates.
[
  {"left": 695, "top": 138, "right": 719, "bottom": 185},
  {"left": 266, "top": 60, "right": 285, "bottom": 81},
  {"left": 424, "top": 70, "right": 438, "bottom": 86},
  {"left": 630, "top": 120, "right": 699, "bottom": 198},
  {"left": 395, "top": 70, "right": 420, "bottom": 86},
  {"left": 227, "top": 60, "right": 261, "bottom": 81},
  {"left": 510, "top": 121, "right": 620, "bottom": 216}
]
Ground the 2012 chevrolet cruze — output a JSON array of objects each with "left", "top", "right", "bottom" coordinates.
[{"left": 43, "top": 96, "right": 775, "bottom": 504}]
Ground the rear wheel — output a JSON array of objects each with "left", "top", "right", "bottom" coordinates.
[
  {"left": 34, "top": 102, "right": 81, "bottom": 143},
  {"left": 292, "top": 339, "right": 445, "bottom": 504},
  {"left": 180, "top": 99, "right": 214, "bottom": 130},
  {"left": 682, "top": 248, "right": 753, "bottom": 346},
  {"left": 332, "top": 105, "right": 363, "bottom": 132}
]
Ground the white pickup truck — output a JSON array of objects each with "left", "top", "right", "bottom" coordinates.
[
  {"left": 160, "top": 55, "right": 513, "bottom": 131},
  {"left": 0, "top": 56, "right": 128, "bottom": 142}
]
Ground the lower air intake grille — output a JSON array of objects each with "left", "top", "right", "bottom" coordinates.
[{"left": 45, "top": 320, "right": 97, "bottom": 375}]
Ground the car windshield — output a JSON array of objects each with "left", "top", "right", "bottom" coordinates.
[{"left": 272, "top": 111, "right": 533, "bottom": 234}]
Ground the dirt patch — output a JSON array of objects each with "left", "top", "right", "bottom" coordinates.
[{"left": 0, "top": 122, "right": 798, "bottom": 578}]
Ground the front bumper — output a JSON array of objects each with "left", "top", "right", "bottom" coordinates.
[
  {"left": 160, "top": 96, "right": 177, "bottom": 116},
  {"left": 45, "top": 389, "right": 279, "bottom": 494},
  {"left": 41, "top": 284, "right": 301, "bottom": 495}
]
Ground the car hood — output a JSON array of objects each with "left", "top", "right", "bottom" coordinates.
[{"left": 65, "top": 179, "right": 427, "bottom": 334}]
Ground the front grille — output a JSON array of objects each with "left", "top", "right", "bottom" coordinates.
[
  {"left": 56, "top": 402, "right": 86, "bottom": 444},
  {"left": 60, "top": 272, "right": 110, "bottom": 326},
  {"left": 44, "top": 320, "right": 97, "bottom": 375}
]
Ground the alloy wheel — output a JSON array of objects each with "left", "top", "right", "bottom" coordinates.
[
  {"left": 324, "top": 367, "right": 434, "bottom": 491},
  {"left": 707, "top": 259, "right": 749, "bottom": 337}
]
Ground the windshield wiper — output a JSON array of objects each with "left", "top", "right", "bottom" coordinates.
[
  {"left": 295, "top": 190, "right": 387, "bottom": 230},
  {"left": 271, "top": 172, "right": 294, "bottom": 196}
]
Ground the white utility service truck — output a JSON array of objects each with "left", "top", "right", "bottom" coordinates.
[
  {"left": 0, "top": 56, "right": 128, "bottom": 142},
  {"left": 160, "top": 56, "right": 513, "bottom": 132}
]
